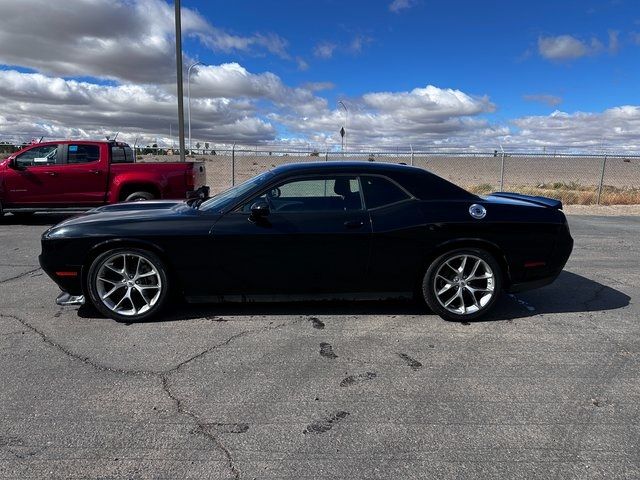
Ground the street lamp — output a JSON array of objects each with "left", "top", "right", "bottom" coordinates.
[
  {"left": 187, "top": 61, "right": 203, "bottom": 154},
  {"left": 338, "top": 100, "right": 348, "bottom": 153}
]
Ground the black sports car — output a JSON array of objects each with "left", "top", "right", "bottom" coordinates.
[{"left": 40, "top": 162, "right": 573, "bottom": 322}]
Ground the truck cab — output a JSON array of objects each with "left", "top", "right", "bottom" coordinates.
[{"left": 0, "top": 140, "right": 206, "bottom": 215}]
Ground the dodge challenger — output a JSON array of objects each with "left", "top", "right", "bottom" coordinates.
[{"left": 39, "top": 162, "right": 573, "bottom": 322}]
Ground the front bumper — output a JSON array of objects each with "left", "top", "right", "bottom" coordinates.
[{"left": 39, "top": 253, "right": 84, "bottom": 295}]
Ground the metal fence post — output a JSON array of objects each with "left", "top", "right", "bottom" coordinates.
[
  {"left": 597, "top": 154, "right": 607, "bottom": 205},
  {"left": 410, "top": 144, "right": 414, "bottom": 166},
  {"left": 231, "top": 143, "right": 236, "bottom": 186},
  {"left": 325, "top": 151, "right": 328, "bottom": 162},
  {"left": 499, "top": 151, "right": 505, "bottom": 191}
]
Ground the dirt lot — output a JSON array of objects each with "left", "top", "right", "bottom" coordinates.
[
  {"left": 142, "top": 153, "right": 640, "bottom": 205},
  {"left": 0, "top": 213, "right": 638, "bottom": 479}
]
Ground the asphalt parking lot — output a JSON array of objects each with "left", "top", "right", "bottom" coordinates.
[{"left": 0, "top": 214, "right": 638, "bottom": 479}]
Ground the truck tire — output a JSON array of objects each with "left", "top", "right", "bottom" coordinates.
[{"left": 124, "top": 191, "right": 155, "bottom": 202}]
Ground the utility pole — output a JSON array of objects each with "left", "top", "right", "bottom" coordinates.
[{"left": 174, "top": 0, "right": 186, "bottom": 162}]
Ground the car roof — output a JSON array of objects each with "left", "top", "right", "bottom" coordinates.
[{"left": 270, "top": 161, "right": 424, "bottom": 176}]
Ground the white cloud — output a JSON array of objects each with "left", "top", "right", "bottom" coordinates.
[
  {"left": 314, "top": 42, "right": 338, "bottom": 59},
  {"left": 0, "top": 0, "right": 289, "bottom": 84},
  {"left": 523, "top": 94, "right": 563, "bottom": 107},
  {"left": 538, "top": 32, "right": 620, "bottom": 61},
  {"left": 511, "top": 107, "right": 640, "bottom": 150},
  {"left": 296, "top": 57, "right": 310, "bottom": 71},
  {"left": 0, "top": 70, "right": 275, "bottom": 144},
  {"left": 389, "top": 0, "right": 418, "bottom": 13}
]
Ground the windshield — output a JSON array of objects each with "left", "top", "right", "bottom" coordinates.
[{"left": 199, "top": 171, "right": 274, "bottom": 212}]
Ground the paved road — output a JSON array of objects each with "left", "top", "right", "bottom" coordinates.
[{"left": 0, "top": 214, "right": 638, "bottom": 479}]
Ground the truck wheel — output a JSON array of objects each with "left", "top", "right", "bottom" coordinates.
[
  {"left": 86, "top": 248, "right": 169, "bottom": 322},
  {"left": 422, "top": 248, "right": 502, "bottom": 322},
  {"left": 124, "top": 191, "right": 155, "bottom": 202}
]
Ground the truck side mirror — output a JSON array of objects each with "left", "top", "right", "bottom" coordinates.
[{"left": 8, "top": 158, "right": 25, "bottom": 171}]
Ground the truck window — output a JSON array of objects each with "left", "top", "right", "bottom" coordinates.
[
  {"left": 67, "top": 144, "right": 100, "bottom": 164},
  {"left": 15, "top": 144, "right": 59, "bottom": 168},
  {"left": 111, "top": 146, "right": 134, "bottom": 163}
]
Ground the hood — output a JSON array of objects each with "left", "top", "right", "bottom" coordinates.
[
  {"left": 90, "top": 199, "right": 186, "bottom": 213},
  {"left": 44, "top": 200, "right": 200, "bottom": 238}
]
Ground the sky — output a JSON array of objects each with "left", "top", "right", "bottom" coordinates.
[{"left": 0, "top": 0, "right": 638, "bottom": 151}]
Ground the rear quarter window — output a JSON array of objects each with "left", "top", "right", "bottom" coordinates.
[
  {"left": 111, "top": 146, "right": 134, "bottom": 163},
  {"left": 361, "top": 175, "right": 411, "bottom": 209}
]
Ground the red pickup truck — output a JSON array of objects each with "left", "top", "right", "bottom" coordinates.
[{"left": 0, "top": 140, "right": 207, "bottom": 216}]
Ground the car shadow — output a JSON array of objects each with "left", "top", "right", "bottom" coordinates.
[
  {"left": 0, "top": 213, "right": 77, "bottom": 226},
  {"left": 486, "top": 270, "right": 630, "bottom": 321},
  {"left": 76, "top": 270, "right": 630, "bottom": 324}
]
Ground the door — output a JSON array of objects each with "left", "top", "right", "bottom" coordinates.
[
  {"left": 206, "top": 175, "right": 372, "bottom": 296},
  {"left": 361, "top": 175, "right": 427, "bottom": 292},
  {"left": 56, "top": 143, "right": 109, "bottom": 205},
  {"left": 2, "top": 143, "right": 63, "bottom": 205}
]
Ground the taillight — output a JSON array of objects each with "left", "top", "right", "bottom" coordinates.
[{"left": 186, "top": 170, "right": 195, "bottom": 189}]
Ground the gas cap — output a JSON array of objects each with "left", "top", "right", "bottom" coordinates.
[{"left": 469, "top": 204, "right": 487, "bottom": 220}]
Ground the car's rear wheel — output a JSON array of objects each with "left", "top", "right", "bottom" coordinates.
[
  {"left": 86, "top": 248, "right": 168, "bottom": 322},
  {"left": 422, "top": 248, "right": 502, "bottom": 321}
]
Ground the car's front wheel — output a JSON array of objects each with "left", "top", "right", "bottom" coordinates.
[
  {"left": 422, "top": 248, "right": 502, "bottom": 321},
  {"left": 86, "top": 248, "right": 169, "bottom": 322}
]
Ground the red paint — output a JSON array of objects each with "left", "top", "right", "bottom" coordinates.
[
  {"left": 524, "top": 261, "right": 546, "bottom": 268},
  {"left": 55, "top": 271, "right": 78, "bottom": 277}
]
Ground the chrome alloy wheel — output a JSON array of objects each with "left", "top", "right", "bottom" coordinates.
[
  {"left": 95, "top": 252, "right": 162, "bottom": 316},
  {"left": 433, "top": 254, "right": 495, "bottom": 315}
]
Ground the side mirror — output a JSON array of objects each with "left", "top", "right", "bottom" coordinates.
[
  {"left": 8, "top": 158, "right": 25, "bottom": 171},
  {"left": 249, "top": 200, "right": 270, "bottom": 220}
]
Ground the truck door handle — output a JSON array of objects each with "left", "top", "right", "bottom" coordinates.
[
  {"left": 44, "top": 171, "right": 57, "bottom": 177},
  {"left": 89, "top": 170, "right": 101, "bottom": 175},
  {"left": 344, "top": 220, "right": 364, "bottom": 229}
]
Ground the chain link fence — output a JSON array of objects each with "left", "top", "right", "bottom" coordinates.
[
  {"left": 2, "top": 142, "right": 639, "bottom": 205},
  {"left": 153, "top": 147, "right": 638, "bottom": 205}
]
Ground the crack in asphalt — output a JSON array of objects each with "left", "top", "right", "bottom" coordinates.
[
  {"left": 161, "top": 375, "right": 241, "bottom": 480},
  {"left": 0, "top": 267, "right": 42, "bottom": 285},
  {"left": 1, "top": 312, "right": 302, "bottom": 479}
]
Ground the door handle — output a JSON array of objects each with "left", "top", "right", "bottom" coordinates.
[
  {"left": 344, "top": 220, "right": 364, "bottom": 229},
  {"left": 89, "top": 170, "right": 101, "bottom": 175},
  {"left": 44, "top": 171, "right": 57, "bottom": 177}
]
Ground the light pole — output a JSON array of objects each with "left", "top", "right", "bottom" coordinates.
[
  {"left": 338, "top": 100, "right": 348, "bottom": 153},
  {"left": 174, "top": 0, "right": 186, "bottom": 162},
  {"left": 187, "top": 61, "right": 203, "bottom": 154}
]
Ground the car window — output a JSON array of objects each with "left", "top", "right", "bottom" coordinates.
[
  {"left": 67, "top": 144, "right": 100, "bottom": 164},
  {"left": 244, "top": 176, "right": 362, "bottom": 213},
  {"left": 361, "top": 175, "right": 411, "bottom": 209},
  {"left": 15, "top": 144, "right": 59, "bottom": 167}
]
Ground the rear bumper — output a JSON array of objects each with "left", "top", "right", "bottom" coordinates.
[
  {"left": 506, "top": 273, "right": 560, "bottom": 293},
  {"left": 56, "top": 291, "right": 85, "bottom": 306}
]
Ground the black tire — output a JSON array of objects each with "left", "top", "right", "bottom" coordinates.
[
  {"left": 86, "top": 248, "right": 169, "bottom": 322},
  {"left": 422, "top": 248, "right": 502, "bottom": 322},
  {"left": 124, "top": 191, "right": 155, "bottom": 202}
]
